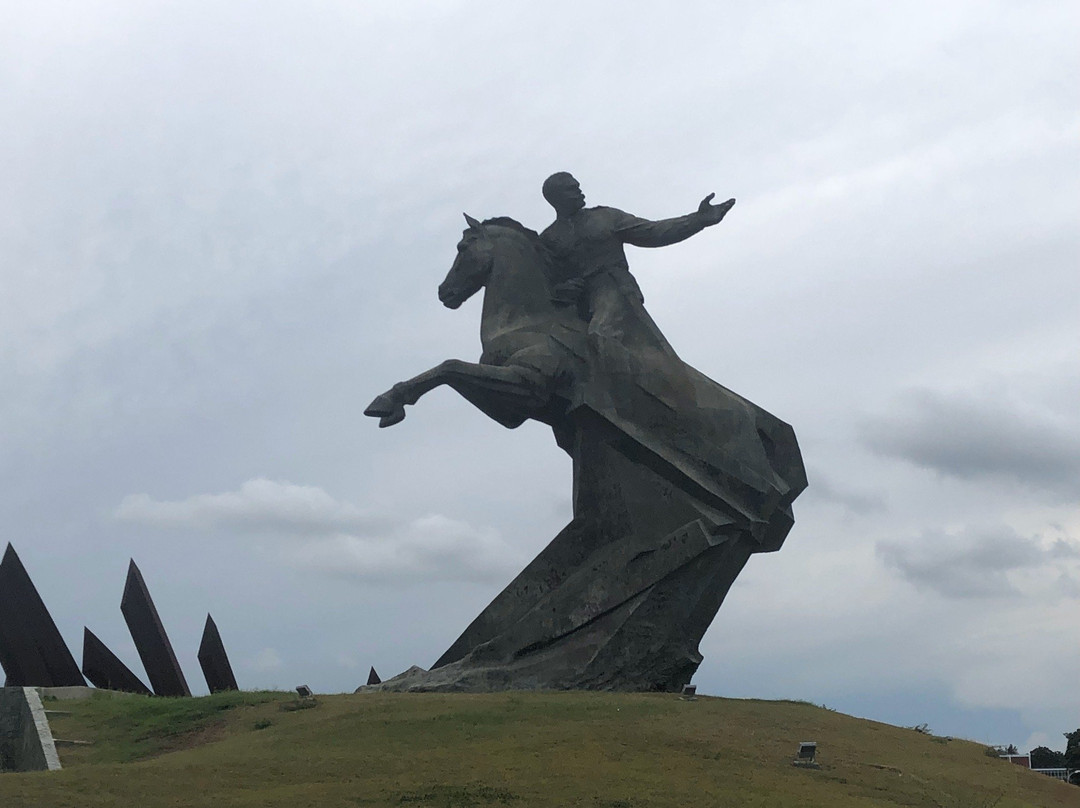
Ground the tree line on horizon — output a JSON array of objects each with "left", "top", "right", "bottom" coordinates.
[{"left": 1027, "top": 729, "right": 1080, "bottom": 770}]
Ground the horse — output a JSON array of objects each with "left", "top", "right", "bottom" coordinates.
[{"left": 364, "top": 214, "right": 585, "bottom": 449}]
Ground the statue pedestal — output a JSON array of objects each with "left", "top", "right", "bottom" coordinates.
[{"left": 363, "top": 411, "right": 759, "bottom": 693}]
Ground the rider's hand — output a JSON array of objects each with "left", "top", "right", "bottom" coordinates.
[{"left": 697, "top": 193, "right": 736, "bottom": 226}]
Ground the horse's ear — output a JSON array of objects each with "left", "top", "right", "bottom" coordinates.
[{"left": 463, "top": 213, "right": 482, "bottom": 230}]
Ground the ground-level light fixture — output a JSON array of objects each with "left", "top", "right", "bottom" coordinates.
[{"left": 793, "top": 742, "right": 820, "bottom": 769}]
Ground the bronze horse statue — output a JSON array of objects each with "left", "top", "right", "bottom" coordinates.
[
  {"left": 364, "top": 213, "right": 806, "bottom": 692},
  {"left": 366, "top": 215, "right": 581, "bottom": 443}
]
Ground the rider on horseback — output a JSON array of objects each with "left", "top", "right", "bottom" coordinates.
[{"left": 539, "top": 172, "right": 736, "bottom": 347}]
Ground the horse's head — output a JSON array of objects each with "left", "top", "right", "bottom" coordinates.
[{"left": 438, "top": 214, "right": 495, "bottom": 309}]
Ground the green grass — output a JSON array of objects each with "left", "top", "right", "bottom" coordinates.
[
  {"left": 42, "top": 689, "right": 288, "bottom": 764},
  {"left": 2, "top": 691, "right": 1077, "bottom": 807}
]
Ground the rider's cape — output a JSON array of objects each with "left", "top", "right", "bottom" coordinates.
[{"left": 551, "top": 278, "right": 806, "bottom": 553}]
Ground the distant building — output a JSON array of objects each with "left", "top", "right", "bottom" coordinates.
[
  {"left": 999, "top": 753, "right": 1079, "bottom": 786},
  {"left": 1031, "top": 768, "right": 1071, "bottom": 782},
  {"left": 1000, "top": 754, "right": 1031, "bottom": 768}
]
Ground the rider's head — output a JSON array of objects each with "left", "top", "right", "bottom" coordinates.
[{"left": 542, "top": 172, "right": 586, "bottom": 216}]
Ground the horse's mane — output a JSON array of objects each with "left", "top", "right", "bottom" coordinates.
[
  {"left": 481, "top": 217, "right": 553, "bottom": 267},
  {"left": 481, "top": 216, "right": 539, "bottom": 241}
]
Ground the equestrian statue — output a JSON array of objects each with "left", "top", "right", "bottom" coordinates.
[{"left": 363, "top": 173, "right": 807, "bottom": 692}]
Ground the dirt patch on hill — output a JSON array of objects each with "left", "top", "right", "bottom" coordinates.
[{"left": 150, "top": 718, "right": 230, "bottom": 758}]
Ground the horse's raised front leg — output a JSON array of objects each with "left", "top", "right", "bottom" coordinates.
[{"left": 364, "top": 359, "right": 548, "bottom": 428}]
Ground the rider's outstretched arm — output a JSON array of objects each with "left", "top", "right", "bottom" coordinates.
[{"left": 614, "top": 195, "right": 735, "bottom": 248}]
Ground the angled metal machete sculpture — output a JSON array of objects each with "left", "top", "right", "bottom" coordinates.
[
  {"left": 363, "top": 173, "right": 807, "bottom": 692},
  {"left": 121, "top": 559, "right": 190, "bottom": 697},
  {"left": 197, "top": 613, "right": 238, "bottom": 693},
  {"left": 0, "top": 543, "right": 86, "bottom": 687},
  {"left": 82, "top": 627, "right": 152, "bottom": 694}
]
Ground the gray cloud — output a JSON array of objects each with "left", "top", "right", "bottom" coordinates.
[
  {"left": 115, "top": 480, "right": 524, "bottom": 584},
  {"left": 877, "top": 526, "right": 1079, "bottom": 599},
  {"left": 116, "top": 478, "right": 386, "bottom": 534},
  {"left": 804, "top": 471, "right": 887, "bottom": 515},
  {"left": 860, "top": 390, "right": 1080, "bottom": 498},
  {"left": 1055, "top": 572, "right": 1080, "bottom": 599},
  {"left": 285, "top": 514, "right": 527, "bottom": 584},
  {"left": 250, "top": 647, "right": 284, "bottom": 672}
]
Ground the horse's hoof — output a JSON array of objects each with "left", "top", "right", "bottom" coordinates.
[
  {"left": 378, "top": 408, "right": 406, "bottom": 428},
  {"left": 364, "top": 393, "right": 398, "bottom": 418}
]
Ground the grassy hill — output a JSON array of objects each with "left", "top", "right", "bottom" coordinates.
[{"left": 1, "top": 690, "right": 1076, "bottom": 807}]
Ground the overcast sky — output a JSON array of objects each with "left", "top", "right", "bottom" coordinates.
[{"left": 2, "top": 0, "right": 1077, "bottom": 753}]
